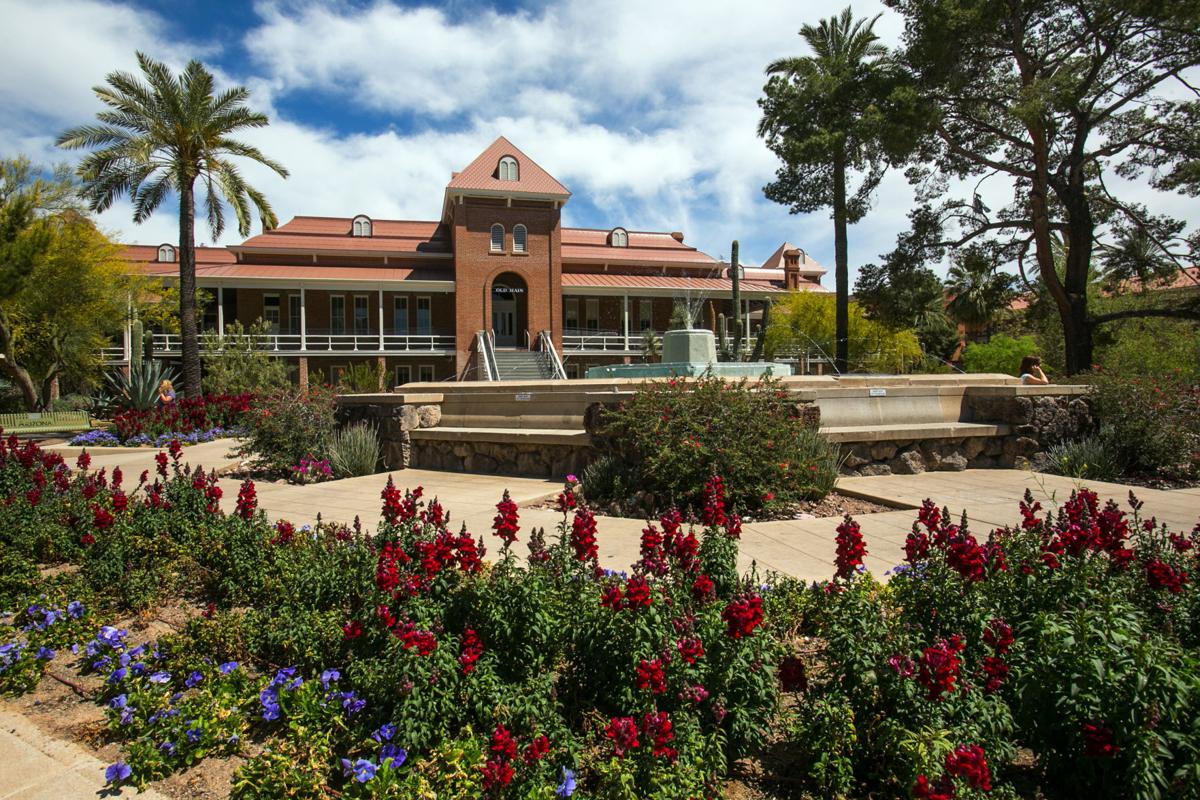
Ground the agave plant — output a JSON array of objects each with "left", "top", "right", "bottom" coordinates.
[
  {"left": 106, "top": 361, "right": 178, "bottom": 412},
  {"left": 327, "top": 423, "right": 381, "bottom": 478}
]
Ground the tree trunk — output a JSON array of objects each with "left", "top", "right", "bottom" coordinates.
[
  {"left": 832, "top": 147, "right": 849, "bottom": 373},
  {"left": 178, "top": 181, "right": 202, "bottom": 398},
  {"left": 0, "top": 312, "right": 41, "bottom": 410}
]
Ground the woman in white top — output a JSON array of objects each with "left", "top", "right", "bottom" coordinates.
[{"left": 1018, "top": 355, "right": 1049, "bottom": 385}]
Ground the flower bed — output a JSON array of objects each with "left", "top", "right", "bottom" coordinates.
[
  {"left": 69, "top": 426, "right": 242, "bottom": 448},
  {"left": 0, "top": 433, "right": 1197, "bottom": 799},
  {"left": 95, "top": 393, "right": 253, "bottom": 446}
]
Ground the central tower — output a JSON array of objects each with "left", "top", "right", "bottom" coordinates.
[{"left": 442, "top": 137, "right": 570, "bottom": 378}]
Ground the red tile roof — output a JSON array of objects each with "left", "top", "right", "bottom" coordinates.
[
  {"left": 235, "top": 217, "right": 451, "bottom": 255},
  {"left": 561, "top": 227, "right": 717, "bottom": 266},
  {"left": 122, "top": 244, "right": 236, "bottom": 266},
  {"left": 561, "top": 273, "right": 793, "bottom": 294},
  {"left": 758, "top": 241, "right": 826, "bottom": 275},
  {"left": 137, "top": 261, "right": 453, "bottom": 283},
  {"left": 446, "top": 136, "right": 570, "bottom": 197}
]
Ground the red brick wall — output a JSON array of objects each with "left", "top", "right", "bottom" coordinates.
[{"left": 450, "top": 197, "right": 561, "bottom": 376}]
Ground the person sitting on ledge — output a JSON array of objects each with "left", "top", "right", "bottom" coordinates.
[{"left": 1018, "top": 355, "right": 1050, "bottom": 385}]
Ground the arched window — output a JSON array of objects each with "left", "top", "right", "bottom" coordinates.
[
  {"left": 157, "top": 244, "right": 176, "bottom": 262},
  {"left": 352, "top": 215, "right": 372, "bottom": 237},
  {"left": 490, "top": 223, "right": 505, "bottom": 252},
  {"left": 609, "top": 228, "right": 628, "bottom": 247},
  {"left": 513, "top": 224, "right": 527, "bottom": 253},
  {"left": 497, "top": 156, "right": 519, "bottom": 181}
]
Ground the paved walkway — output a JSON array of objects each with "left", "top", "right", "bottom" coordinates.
[
  {"left": 45, "top": 439, "right": 242, "bottom": 480},
  {"left": 0, "top": 706, "right": 165, "bottom": 799}
]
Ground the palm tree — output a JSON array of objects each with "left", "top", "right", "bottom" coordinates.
[
  {"left": 760, "top": 9, "right": 900, "bottom": 373},
  {"left": 57, "top": 52, "right": 287, "bottom": 397},
  {"left": 944, "top": 246, "right": 1015, "bottom": 339}
]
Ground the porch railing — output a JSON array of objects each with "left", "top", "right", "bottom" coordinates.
[
  {"left": 562, "top": 328, "right": 665, "bottom": 352},
  {"left": 143, "top": 331, "right": 455, "bottom": 355}
]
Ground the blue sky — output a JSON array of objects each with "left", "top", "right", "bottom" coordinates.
[{"left": 3, "top": 0, "right": 1194, "bottom": 283}]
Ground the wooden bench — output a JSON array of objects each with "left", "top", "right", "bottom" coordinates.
[{"left": 0, "top": 411, "right": 92, "bottom": 434}]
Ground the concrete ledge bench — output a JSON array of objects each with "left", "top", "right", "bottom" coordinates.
[
  {"left": 821, "top": 422, "right": 1011, "bottom": 444},
  {"left": 410, "top": 427, "right": 590, "bottom": 446}
]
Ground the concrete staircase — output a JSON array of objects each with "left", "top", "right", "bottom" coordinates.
[{"left": 492, "top": 349, "right": 555, "bottom": 381}]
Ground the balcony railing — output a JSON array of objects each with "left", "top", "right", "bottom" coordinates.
[
  {"left": 562, "top": 328, "right": 666, "bottom": 352},
  {"left": 104, "top": 331, "right": 456, "bottom": 359}
]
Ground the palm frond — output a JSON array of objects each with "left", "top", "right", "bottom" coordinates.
[{"left": 214, "top": 137, "right": 289, "bottom": 178}]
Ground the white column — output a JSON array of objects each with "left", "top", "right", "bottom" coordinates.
[
  {"left": 622, "top": 295, "right": 630, "bottom": 351},
  {"left": 299, "top": 287, "right": 307, "bottom": 351},
  {"left": 216, "top": 286, "right": 225, "bottom": 335},
  {"left": 744, "top": 299, "right": 751, "bottom": 350},
  {"left": 378, "top": 288, "right": 385, "bottom": 351}
]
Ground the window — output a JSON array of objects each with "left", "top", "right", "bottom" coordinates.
[
  {"left": 490, "top": 223, "right": 504, "bottom": 252},
  {"left": 416, "top": 296, "right": 431, "bottom": 335},
  {"left": 395, "top": 365, "right": 411, "bottom": 386},
  {"left": 263, "top": 294, "right": 280, "bottom": 334},
  {"left": 497, "top": 156, "right": 518, "bottom": 181},
  {"left": 610, "top": 228, "right": 628, "bottom": 247},
  {"left": 418, "top": 365, "right": 435, "bottom": 382},
  {"left": 330, "top": 295, "right": 345, "bottom": 335},
  {"left": 639, "top": 299, "right": 653, "bottom": 331},
  {"left": 157, "top": 244, "right": 176, "bottom": 261},
  {"left": 353, "top": 295, "right": 370, "bottom": 334},
  {"left": 566, "top": 363, "right": 580, "bottom": 379},
  {"left": 393, "top": 296, "right": 408, "bottom": 334},
  {"left": 288, "top": 295, "right": 301, "bottom": 334},
  {"left": 352, "top": 215, "right": 372, "bottom": 237},
  {"left": 564, "top": 298, "right": 579, "bottom": 330},
  {"left": 585, "top": 298, "right": 600, "bottom": 332},
  {"left": 513, "top": 224, "right": 527, "bottom": 253}
]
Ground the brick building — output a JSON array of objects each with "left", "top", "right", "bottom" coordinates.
[{"left": 116, "top": 137, "right": 828, "bottom": 384}]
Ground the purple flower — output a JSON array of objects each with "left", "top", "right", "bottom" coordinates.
[
  {"left": 321, "top": 668, "right": 340, "bottom": 689},
  {"left": 372, "top": 723, "right": 396, "bottom": 742},
  {"left": 219, "top": 661, "right": 238, "bottom": 674},
  {"left": 341, "top": 758, "right": 377, "bottom": 783},
  {"left": 186, "top": 727, "right": 201, "bottom": 743},
  {"left": 67, "top": 600, "right": 84, "bottom": 619},
  {"left": 379, "top": 743, "right": 406, "bottom": 767},
  {"left": 185, "top": 671, "right": 203, "bottom": 688},
  {"left": 108, "top": 667, "right": 128, "bottom": 683},
  {"left": 109, "top": 694, "right": 128, "bottom": 710},
  {"left": 556, "top": 767, "right": 577, "bottom": 797},
  {"left": 119, "top": 708, "right": 135, "bottom": 726},
  {"left": 159, "top": 741, "right": 176, "bottom": 755},
  {"left": 105, "top": 761, "right": 132, "bottom": 785},
  {"left": 148, "top": 671, "right": 170, "bottom": 684},
  {"left": 35, "top": 646, "right": 55, "bottom": 660}
]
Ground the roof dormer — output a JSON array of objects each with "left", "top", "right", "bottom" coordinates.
[
  {"left": 609, "top": 227, "right": 629, "bottom": 247},
  {"left": 352, "top": 215, "right": 372, "bottom": 237},
  {"left": 157, "top": 243, "right": 176, "bottom": 262},
  {"left": 497, "top": 156, "right": 519, "bottom": 181}
]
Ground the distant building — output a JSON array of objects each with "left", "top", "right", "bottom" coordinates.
[{"left": 116, "top": 137, "right": 826, "bottom": 383}]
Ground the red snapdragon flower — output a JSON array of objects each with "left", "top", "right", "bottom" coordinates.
[
  {"left": 342, "top": 620, "right": 363, "bottom": 640},
  {"left": 691, "top": 573, "right": 716, "bottom": 603},
  {"left": 722, "top": 595, "right": 764, "bottom": 639},
  {"left": 945, "top": 744, "right": 992, "bottom": 790},
  {"left": 904, "top": 525, "right": 930, "bottom": 563},
  {"left": 946, "top": 533, "right": 988, "bottom": 581},
  {"left": 155, "top": 451, "right": 168, "bottom": 478},
  {"left": 636, "top": 658, "right": 666, "bottom": 694},
  {"left": 981, "top": 656, "right": 1009, "bottom": 693},
  {"left": 235, "top": 479, "right": 257, "bottom": 520},
  {"left": 523, "top": 734, "right": 549, "bottom": 765},
  {"left": 480, "top": 758, "right": 513, "bottom": 790},
  {"left": 701, "top": 474, "right": 727, "bottom": 528},
  {"left": 491, "top": 489, "right": 520, "bottom": 547},
  {"left": 641, "top": 711, "right": 677, "bottom": 760},
  {"left": 917, "top": 635, "right": 964, "bottom": 701},
  {"left": 912, "top": 774, "right": 955, "bottom": 800},
  {"left": 676, "top": 637, "right": 705, "bottom": 665},
  {"left": 273, "top": 520, "right": 295, "bottom": 545},
  {"left": 489, "top": 724, "right": 517, "bottom": 762},
  {"left": 570, "top": 507, "right": 599, "bottom": 563},
  {"left": 25, "top": 487, "right": 41, "bottom": 506},
  {"left": 111, "top": 490, "right": 128, "bottom": 514},
  {"left": 624, "top": 576, "right": 652, "bottom": 610},
  {"left": 983, "top": 618, "right": 1014, "bottom": 654},
  {"left": 76, "top": 450, "right": 91, "bottom": 471},
  {"left": 92, "top": 505, "right": 114, "bottom": 530},
  {"left": 1145, "top": 559, "right": 1188, "bottom": 593},
  {"left": 380, "top": 476, "right": 404, "bottom": 524},
  {"left": 459, "top": 629, "right": 483, "bottom": 674},
  {"left": 834, "top": 514, "right": 867, "bottom": 579},
  {"left": 600, "top": 584, "right": 623, "bottom": 610},
  {"left": 604, "top": 716, "right": 639, "bottom": 758},
  {"left": 168, "top": 438, "right": 183, "bottom": 462},
  {"left": 778, "top": 656, "right": 807, "bottom": 692},
  {"left": 1081, "top": 721, "right": 1119, "bottom": 758}
]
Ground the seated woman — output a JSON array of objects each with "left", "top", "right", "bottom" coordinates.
[
  {"left": 1018, "top": 356, "right": 1050, "bottom": 385},
  {"left": 157, "top": 379, "right": 177, "bottom": 407}
]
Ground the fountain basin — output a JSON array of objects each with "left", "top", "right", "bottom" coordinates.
[{"left": 585, "top": 329, "right": 792, "bottom": 379}]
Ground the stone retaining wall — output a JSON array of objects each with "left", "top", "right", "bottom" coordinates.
[
  {"left": 336, "top": 400, "right": 442, "bottom": 470},
  {"left": 409, "top": 439, "right": 591, "bottom": 478}
]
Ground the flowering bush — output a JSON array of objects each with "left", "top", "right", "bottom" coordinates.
[
  {"left": 3, "top": 430, "right": 1198, "bottom": 799},
  {"left": 109, "top": 393, "right": 252, "bottom": 443},
  {"left": 590, "top": 375, "right": 840, "bottom": 515},
  {"left": 1087, "top": 370, "right": 1200, "bottom": 480},
  {"left": 238, "top": 385, "right": 337, "bottom": 479}
]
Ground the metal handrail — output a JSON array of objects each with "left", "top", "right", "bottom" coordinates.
[
  {"left": 538, "top": 330, "right": 567, "bottom": 380},
  {"left": 476, "top": 330, "right": 499, "bottom": 381}
]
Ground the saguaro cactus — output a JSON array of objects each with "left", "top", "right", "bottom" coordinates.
[
  {"left": 130, "top": 316, "right": 144, "bottom": 370},
  {"left": 730, "top": 240, "right": 742, "bottom": 359}
]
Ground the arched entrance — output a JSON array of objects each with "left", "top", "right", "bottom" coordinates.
[{"left": 490, "top": 272, "right": 528, "bottom": 348}]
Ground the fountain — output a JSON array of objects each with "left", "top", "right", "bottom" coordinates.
[{"left": 585, "top": 329, "right": 792, "bottom": 379}]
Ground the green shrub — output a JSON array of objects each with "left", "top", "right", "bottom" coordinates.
[
  {"left": 1042, "top": 432, "right": 1122, "bottom": 481},
  {"left": 239, "top": 385, "right": 337, "bottom": 477},
  {"left": 962, "top": 334, "right": 1040, "bottom": 376},
  {"left": 592, "top": 375, "right": 840, "bottom": 515},
  {"left": 201, "top": 318, "right": 291, "bottom": 395},
  {"left": 1088, "top": 371, "right": 1200, "bottom": 479},
  {"left": 336, "top": 362, "right": 385, "bottom": 394},
  {"left": 327, "top": 423, "right": 381, "bottom": 478}
]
